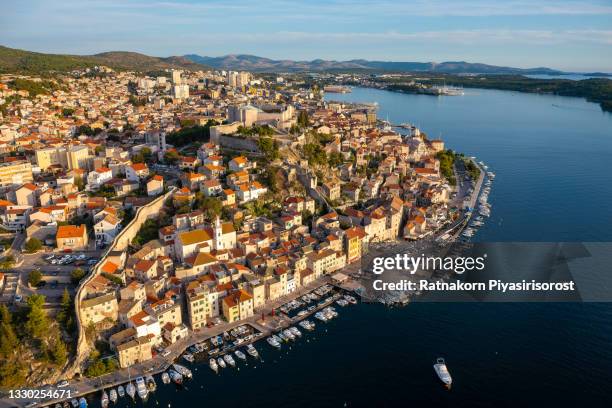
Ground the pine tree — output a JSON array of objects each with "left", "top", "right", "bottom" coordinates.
[
  {"left": 0, "top": 305, "right": 18, "bottom": 357},
  {"left": 50, "top": 336, "right": 67, "bottom": 366},
  {"left": 25, "top": 294, "right": 49, "bottom": 340}
]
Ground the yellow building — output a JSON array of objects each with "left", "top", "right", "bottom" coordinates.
[
  {"left": 344, "top": 226, "right": 367, "bottom": 263},
  {"left": 0, "top": 160, "right": 33, "bottom": 186},
  {"left": 116, "top": 336, "right": 153, "bottom": 368},
  {"left": 81, "top": 292, "right": 119, "bottom": 325},
  {"left": 222, "top": 289, "right": 254, "bottom": 323},
  {"left": 67, "top": 145, "right": 91, "bottom": 170},
  {"left": 56, "top": 224, "right": 89, "bottom": 250}
]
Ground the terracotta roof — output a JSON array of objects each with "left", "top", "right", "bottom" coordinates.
[{"left": 56, "top": 224, "right": 86, "bottom": 239}]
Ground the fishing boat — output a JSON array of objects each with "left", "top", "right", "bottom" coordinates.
[
  {"left": 117, "top": 385, "right": 125, "bottom": 398},
  {"left": 78, "top": 397, "right": 87, "bottom": 408},
  {"left": 223, "top": 354, "right": 236, "bottom": 367},
  {"left": 145, "top": 375, "right": 157, "bottom": 392},
  {"left": 71, "top": 399, "right": 79, "bottom": 408},
  {"left": 433, "top": 357, "right": 452, "bottom": 388},
  {"left": 234, "top": 350, "right": 247, "bottom": 361},
  {"left": 217, "top": 357, "right": 227, "bottom": 368},
  {"left": 135, "top": 377, "right": 148, "bottom": 400},
  {"left": 209, "top": 358, "right": 219, "bottom": 373},
  {"left": 161, "top": 372, "right": 171, "bottom": 384},
  {"left": 183, "top": 353, "right": 195, "bottom": 363},
  {"left": 246, "top": 344, "right": 259, "bottom": 358},
  {"left": 126, "top": 382, "right": 136, "bottom": 399},
  {"left": 168, "top": 369, "right": 183, "bottom": 385},
  {"left": 172, "top": 363, "right": 193, "bottom": 379},
  {"left": 267, "top": 336, "right": 281, "bottom": 348},
  {"left": 100, "top": 390, "right": 109, "bottom": 408},
  {"left": 109, "top": 389, "right": 117, "bottom": 404},
  {"left": 290, "top": 327, "right": 302, "bottom": 337},
  {"left": 282, "top": 329, "right": 295, "bottom": 341}
]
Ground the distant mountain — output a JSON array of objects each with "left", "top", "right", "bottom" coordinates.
[
  {"left": 0, "top": 45, "right": 209, "bottom": 74},
  {"left": 185, "top": 54, "right": 564, "bottom": 75}
]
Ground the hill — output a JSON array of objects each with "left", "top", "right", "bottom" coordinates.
[
  {"left": 0, "top": 45, "right": 209, "bottom": 74},
  {"left": 184, "top": 54, "right": 565, "bottom": 75}
]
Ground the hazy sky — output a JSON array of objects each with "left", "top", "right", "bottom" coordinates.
[{"left": 2, "top": 0, "right": 612, "bottom": 71}]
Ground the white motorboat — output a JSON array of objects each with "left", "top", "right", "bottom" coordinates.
[
  {"left": 71, "top": 399, "right": 79, "bottom": 408},
  {"left": 267, "top": 336, "right": 281, "bottom": 348},
  {"left": 168, "top": 369, "right": 183, "bottom": 385},
  {"left": 314, "top": 312, "right": 327, "bottom": 322},
  {"left": 125, "top": 382, "right": 136, "bottom": 399},
  {"left": 108, "top": 388, "right": 117, "bottom": 404},
  {"left": 235, "top": 350, "right": 247, "bottom": 361},
  {"left": 100, "top": 390, "right": 109, "bottom": 408},
  {"left": 117, "top": 385, "right": 125, "bottom": 398},
  {"left": 172, "top": 363, "right": 192, "bottom": 379},
  {"left": 433, "top": 357, "right": 452, "bottom": 388},
  {"left": 246, "top": 344, "right": 259, "bottom": 358},
  {"left": 217, "top": 357, "right": 227, "bottom": 368},
  {"left": 344, "top": 295, "right": 357, "bottom": 304},
  {"left": 209, "top": 358, "right": 219, "bottom": 372},
  {"left": 135, "top": 377, "right": 148, "bottom": 400},
  {"left": 282, "top": 329, "right": 295, "bottom": 341},
  {"left": 223, "top": 354, "right": 236, "bottom": 367},
  {"left": 183, "top": 353, "right": 195, "bottom": 363},
  {"left": 161, "top": 372, "right": 171, "bottom": 384},
  {"left": 336, "top": 299, "right": 349, "bottom": 307},
  {"left": 145, "top": 375, "right": 156, "bottom": 392},
  {"left": 290, "top": 327, "right": 302, "bottom": 337}
]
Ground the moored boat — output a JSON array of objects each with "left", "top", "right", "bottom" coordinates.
[
  {"left": 125, "top": 382, "right": 136, "bottom": 399},
  {"left": 235, "top": 349, "right": 247, "bottom": 361},
  {"left": 161, "top": 372, "right": 171, "bottom": 384},
  {"left": 267, "top": 336, "right": 281, "bottom": 348},
  {"left": 290, "top": 327, "right": 302, "bottom": 337},
  {"left": 209, "top": 358, "right": 219, "bottom": 372},
  {"left": 168, "top": 369, "right": 183, "bottom": 385},
  {"left": 117, "top": 385, "right": 125, "bottom": 398},
  {"left": 217, "top": 357, "right": 226, "bottom": 368},
  {"left": 172, "top": 363, "right": 192, "bottom": 379},
  {"left": 135, "top": 376, "right": 148, "bottom": 400},
  {"left": 100, "top": 390, "right": 109, "bottom": 408},
  {"left": 433, "top": 357, "right": 452, "bottom": 388},
  {"left": 246, "top": 344, "right": 259, "bottom": 358},
  {"left": 183, "top": 353, "right": 195, "bottom": 363},
  {"left": 109, "top": 388, "right": 117, "bottom": 404},
  {"left": 71, "top": 399, "right": 79, "bottom": 408},
  {"left": 145, "top": 375, "right": 156, "bottom": 392},
  {"left": 282, "top": 329, "right": 295, "bottom": 341},
  {"left": 223, "top": 354, "right": 236, "bottom": 367},
  {"left": 78, "top": 397, "right": 87, "bottom": 408}
]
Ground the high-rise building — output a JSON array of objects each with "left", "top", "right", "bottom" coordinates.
[
  {"left": 0, "top": 160, "right": 33, "bottom": 186},
  {"left": 67, "top": 145, "right": 91, "bottom": 170},
  {"left": 171, "top": 70, "right": 182, "bottom": 84},
  {"left": 35, "top": 147, "right": 68, "bottom": 170},
  {"left": 173, "top": 84, "right": 189, "bottom": 99}
]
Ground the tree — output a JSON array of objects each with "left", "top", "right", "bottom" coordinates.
[
  {"left": 28, "top": 269, "right": 43, "bottom": 287},
  {"left": 0, "top": 305, "right": 18, "bottom": 357},
  {"left": 24, "top": 238, "right": 42, "bottom": 253},
  {"left": 164, "top": 150, "right": 180, "bottom": 165},
  {"left": 198, "top": 197, "right": 222, "bottom": 220},
  {"left": 71, "top": 268, "right": 86, "bottom": 285},
  {"left": 328, "top": 152, "right": 344, "bottom": 168},
  {"left": 57, "top": 288, "right": 72, "bottom": 330},
  {"left": 74, "top": 176, "right": 85, "bottom": 191},
  {"left": 297, "top": 110, "right": 309, "bottom": 127},
  {"left": 25, "top": 294, "right": 49, "bottom": 340},
  {"left": 50, "top": 336, "right": 67, "bottom": 366},
  {"left": 257, "top": 137, "right": 280, "bottom": 161}
]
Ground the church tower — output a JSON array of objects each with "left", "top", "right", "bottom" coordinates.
[{"left": 214, "top": 216, "right": 223, "bottom": 250}]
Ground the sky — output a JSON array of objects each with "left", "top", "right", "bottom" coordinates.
[{"left": 1, "top": 0, "right": 612, "bottom": 72}]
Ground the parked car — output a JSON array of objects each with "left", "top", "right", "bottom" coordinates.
[{"left": 56, "top": 380, "right": 69, "bottom": 388}]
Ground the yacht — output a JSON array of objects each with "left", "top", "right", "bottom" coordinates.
[
  {"left": 277, "top": 332, "right": 289, "bottom": 342},
  {"left": 267, "top": 336, "right": 281, "bottom": 348},
  {"left": 108, "top": 389, "right": 117, "bottom": 404},
  {"left": 235, "top": 350, "right": 247, "bottom": 361},
  {"left": 125, "top": 382, "right": 136, "bottom": 399},
  {"left": 336, "top": 299, "right": 349, "bottom": 307},
  {"left": 290, "top": 327, "right": 302, "bottom": 337},
  {"left": 135, "top": 377, "right": 148, "bottom": 400},
  {"left": 282, "top": 329, "right": 295, "bottom": 341},
  {"left": 117, "top": 385, "right": 125, "bottom": 398},
  {"left": 183, "top": 353, "right": 195, "bottom": 363},
  {"left": 161, "top": 372, "right": 171, "bottom": 384},
  {"left": 100, "top": 390, "right": 109, "bottom": 408},
  {"left": 217, "top": 357, "right": 227, "bottom": 368},
  {"left": 246, "top": 344, "right": 259, "bottom": 358},
  {"left": 172, "top": 363, "right": 192, "bottom": 379},
  {"left": 433, "top": 357, "right": 452, "bottom": 388},
  {"left": 78, "top": 397, "right": 87, "bottom": 408},
  {"left": 145, "top": 375, "right": 156, "bottom": 392},
  {"left": 223, "top": 354, "right": 236, "bottom": 367},
  {"left": 210, "top": 358, "right": 219, "bottom": 373},
  {"left": 168, "top": 369, "right": 183, "bottom": 385},
  {"left": 314, "top": 312, "right": 327, "bottom": 322}
]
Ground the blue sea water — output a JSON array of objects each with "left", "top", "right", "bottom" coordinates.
[{"left": 106, "top": 87, "right": 612, "bottom": 407}]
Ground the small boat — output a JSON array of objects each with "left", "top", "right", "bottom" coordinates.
[
  {"left": 208, "top": 347, "right": 219, "bottom": 356},
  {"left": 433, "top": 357, "right": 452, "bottom": 388},
  {"left": 336, "top": 299, "right": 349, "bottom": 307},
  {"left": 109, "top": 388, "right": 117, "bottom": 403},
  {"left": 183, "top": 353, "right": 195, "bottom": 363},
  {"left": 56, "top": 404, "right": 62, "bottom": 408},
  {"left": 277, "top": 332, "right": 288, "bottom": 342},
  {"left": 117, "top": 385, "right": 125, "bottom": 398},
  {"left": 246, "top": 344, "right": 259, "bottom": 358},
  {"left": 217, "top": 357, "right": 226, "bottom": 368},
  {"left": 126, "top": 382, "right": 136, "bottom": 399},
  {"left": 315, "top": 312, "right": 327, "bottom": 322},
  {"left": 101, "top": 390, "right": 109, "bottom": 408},
  {"left": 267, "top": 336, "right": 281, "bottom": 348},
  {"left": 79, "top": 397, "right": 87, "bottom": 408},
  {"left": 209, "top": 358, "right": 219, "bottom": 372},
  {"left": 290, "top": 327, "right": 302, "bottom": 337},
  {"left": 223, "top": 354, "right": 236, "bottom": 367},
  {"left": 135, "top": 376, "right": 148, "bottom": 400},
  {"left": 173, "top": 363, "right": 192, "bottom": 379},
  {"left": 161, "top": 372, "right": 171, "bottom": 384},
  {"left": 168, "top": 369, "right": 183, "bottom": 385},
  {"left": 146, "top": 375, "right": 156, "bottom": 392},
  {"left": 282, "top": 329, "right": 295, "bottom": 341},
  {"left": 63, "top": 402, "right": 70, "bottom": 408},
  {"left": 344, "top": 295, "right": 357, "bottom": 304},
  {"left": 188, "top": 345, "right": 198, "bottom": 354},
  {"left": 71, "top": 399, "right": 79, "bottom": 408},
  {"left": 234, "top": 350, "right": 247, "bottom": 361}
]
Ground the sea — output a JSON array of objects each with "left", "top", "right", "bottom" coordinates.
[{"left": 108, "top": 87, "right": 612, "bottom": 407}]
